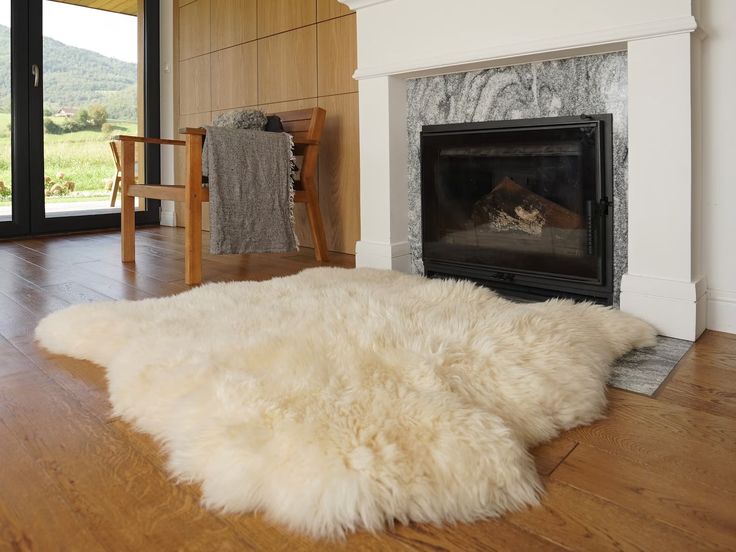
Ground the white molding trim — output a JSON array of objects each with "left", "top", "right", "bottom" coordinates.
[
  {"left": 620, "top": 273, "right": 708, "bottom": 301},
  {"left": 355, "top": 240, "right": 411, "bottom": 272},
  {"left": 620, "top": 274, "right": 707, "bottom": 340},
  {"left": 340, "top": 0, "right": 391, "bottom": 9},
  {"left": 352, "top": 16, "right": 697, "bottom": 80},
  {"left": 707, "top": 289, "right": 736, "bottom": 335}
]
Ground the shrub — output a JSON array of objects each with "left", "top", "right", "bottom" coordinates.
[
  {"left": 61, "top": 118, "right": 83, "bottom": 133},
  {"left": 43, "top": 174, "right": 74, "bottom": 196},
  {"left": 101, "top": 122, "right": 114, "bottom": 135},
  {"left": 44, "top": 117, "right": 62, "bottom": 134},
  {"left": 74, "top": 109, "right": 91, "bottom": 128},
  {"left": 89, "top": 105, "right": 108, "bottom": 128}
]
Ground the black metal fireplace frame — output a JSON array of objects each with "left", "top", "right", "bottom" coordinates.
[{"left": 420, "top": 114, "right": 614, "bottom": 304}]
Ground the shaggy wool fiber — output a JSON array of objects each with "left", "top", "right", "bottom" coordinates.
[{"left": 35, "top": 268, "right": 656, "bottom": 538}]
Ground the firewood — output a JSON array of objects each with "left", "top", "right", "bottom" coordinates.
[{"left": 471, "top": 177, "right": 583, "bottom": 232}]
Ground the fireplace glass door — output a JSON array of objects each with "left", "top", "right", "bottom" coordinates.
[{"left": 421, "top": 116, "right": 613, "bottom": 303}]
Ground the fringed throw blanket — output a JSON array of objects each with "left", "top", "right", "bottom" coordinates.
[{"left": 202, "top": 127, "right": 297, "bottom": 255}]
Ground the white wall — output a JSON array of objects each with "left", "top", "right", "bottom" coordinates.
[{"left": 700, "top": 0, "right": 736, "bottom": 333}]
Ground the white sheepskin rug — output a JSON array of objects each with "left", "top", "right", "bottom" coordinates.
[{"left": 35, "top": 267, "right": 655, "bottom": 538}]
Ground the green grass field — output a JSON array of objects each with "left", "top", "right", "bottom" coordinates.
[{"left": 0, "top": 112, "right": 137, "bottom": 205}]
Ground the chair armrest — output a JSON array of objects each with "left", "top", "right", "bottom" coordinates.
[
  {"left": 178, "top": 127, "right": 207, "bottom": 136},
  {"left": 176, "top": 127, "right": 318, "bottom": 146},
  {"left": 114, "top": 135, "right": 186, "bottom": 146}
]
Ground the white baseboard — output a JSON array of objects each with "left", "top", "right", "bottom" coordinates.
[
  {"left": 620, "top": 273, "right": 707, "bottom": 340},
  {"left": 707, "top": 289, "right": 736, "bottom": 335},
  {"left": 160, "top": 203, "right": 177, "bottom": 227},
  {"left": 355, "top": 240, "right": 411, "bottom": 272}
]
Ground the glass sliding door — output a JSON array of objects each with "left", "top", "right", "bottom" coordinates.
[
  {"left": 41, "top": 1, "right": 140, "bottom": 218},
  {"left": 0, "top": 0, "right": 159, "bottom": 238},
  {"left": 0, "top": 0, "right": 13, "bottom": 223},
  {"left": 0, "top": 0, "right": 30, "bottom": 235}
]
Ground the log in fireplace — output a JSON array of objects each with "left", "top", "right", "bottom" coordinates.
[{"left": 421, "top": 115, "right": 614, "bottom": 304}]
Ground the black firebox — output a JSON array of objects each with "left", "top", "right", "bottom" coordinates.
[{"left": 420, "top": 115, "right": 614, "bottom": 304}]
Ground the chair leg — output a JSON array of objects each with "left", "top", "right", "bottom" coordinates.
[
  {"left": 120, "top": 143, "right": 135, "bottom": 263},
  {"left": 184, "top": 199, "right": 202, "bottom": 285},
  {"left": 303, "top": 177, "right": 329, "bottom": 262},
  {"left": 184, "top": 132, "right": 204, "bottom": 285},
  {"left": 110, "top": 174, "right": 121, "bottom": 207}
]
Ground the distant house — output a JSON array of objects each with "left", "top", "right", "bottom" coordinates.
[{"left": 55, "top": 107, "right": 77, "bottom": 118}]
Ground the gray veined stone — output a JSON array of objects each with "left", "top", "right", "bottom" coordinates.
[{"left": 406, "top": 51, "right": 629, "bottom": 304}]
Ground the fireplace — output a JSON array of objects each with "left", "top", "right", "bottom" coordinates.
[{"left": 421, "top": 115, "right": 614, "bottom": 304}]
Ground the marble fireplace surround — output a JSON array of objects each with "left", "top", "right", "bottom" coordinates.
[
  {"left": 406, "top": 53, "right": 628, "bottom": 303},
  {"left": 342, "top": 0, "right": 706, "bottom": 340}
]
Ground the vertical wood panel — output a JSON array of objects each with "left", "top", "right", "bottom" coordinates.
[
  {"left": 257, "top": 0, "right": 316, "bottom": 37},
  {"left": 211, "top": 43, "right": 258, "bottom": 111},
  {"left": 258, "top": 26, "right": 317, "bottom": 104},
  {"left": 318, "top": 93, "right": 360, "bottom": 253},
  {"left": 210, "top": 0, "right": 256, "bottom": 51},
  {"left": 179, "top": 0, "right": 210, "bottom": 60},
  {"left": 176, "top": 1, "right": 360, "bottom": 253},
  {"left": 317, "top": 14, "right": 357, "bottom": 96},
  {"left": 316, "top": 0, "right": 352, "bottom": 21},
  {"left": 179, "top": 55, "right": 211, "bottom": 115}
]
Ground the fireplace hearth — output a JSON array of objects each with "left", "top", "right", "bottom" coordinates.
[{"left": 421, "top": 115, "right": 614, "bottom": 304}]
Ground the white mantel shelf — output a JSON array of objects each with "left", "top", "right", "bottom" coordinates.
[{"left": 348, "top": 14, "right": 697, "bottom": 80}]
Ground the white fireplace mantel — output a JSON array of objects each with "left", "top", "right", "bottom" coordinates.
[{"left": 342, "top": 0, "right": 706, "bottom": 340}]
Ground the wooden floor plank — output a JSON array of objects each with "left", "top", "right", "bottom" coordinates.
[
  {"left": 72, "top": 259, "right": 190, "bottom": 297},
  {"left": 42, "top": 281, "right": 117, "bottom": 304},
  {"left": 566, "top": 389, "right": 736, "bottom": 491},
  {"left": 532, "top": 437, "right": 578, "bottom": 477},
  {"left": 505, "top": 480, "right": 720, "bottom": 551},
  {"left": 551, "top": 443, "right": 736, "bottom": 548},
  {"left": 0, "top": 370, "right": 254, "bottom": 551},
  {"left": 0, "top": 416, "right": 106, "bottom": 552},
  {"left": 656, "top": 335, "right": 736, "bottom": 418},
  {"left": 0, "top": 269, "right": 71, "bottom": 316}
]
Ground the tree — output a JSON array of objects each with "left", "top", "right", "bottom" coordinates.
[
  {"left": 44, "top": 117, "right": 62, "bottom": 134},
  {"left": 61, "top": 118, "right": 82, "bottom": 133},
  {"left": 89, "top": 104, "right": 108, "bottom": 128},
  {"left": 74, "top": 109, "right": 90, "bottom": 128}
]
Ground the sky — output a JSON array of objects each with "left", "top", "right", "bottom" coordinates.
[{"left": 0, "top": 0, "right": 137, "bottom": 64}]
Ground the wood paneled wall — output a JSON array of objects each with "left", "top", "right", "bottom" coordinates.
[{"left": 174, "top": 0, "right": 359, "bottom": 254}]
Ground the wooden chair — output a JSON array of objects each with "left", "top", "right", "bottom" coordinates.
[
  {"left": 114, "top": 107, "right": 329, "bottom": 285},
  {"left": 108, "top": 141, "right": 122, "bottom": 207}
]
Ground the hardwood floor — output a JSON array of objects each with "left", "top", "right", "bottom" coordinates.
[{"left": 0, "top": 227, "right": 734, "bottom": 551}]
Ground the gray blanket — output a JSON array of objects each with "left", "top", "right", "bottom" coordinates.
[{"left": 202, "top": 127, "right": 297, "bottom": 255}]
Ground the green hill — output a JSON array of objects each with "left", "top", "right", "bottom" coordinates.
[{"left": 0, "top": 24, "right": 136, "bottom": 119}]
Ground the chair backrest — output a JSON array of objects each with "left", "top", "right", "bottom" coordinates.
[
  {"left": 270, "top": 107, "right": 326, "bottom": 144},
  {"left": 109, "top": 140, "right": 122, "bottom": 173},
  {"left": 270, "top": 107, "right": 326, "bottom": 183}
]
